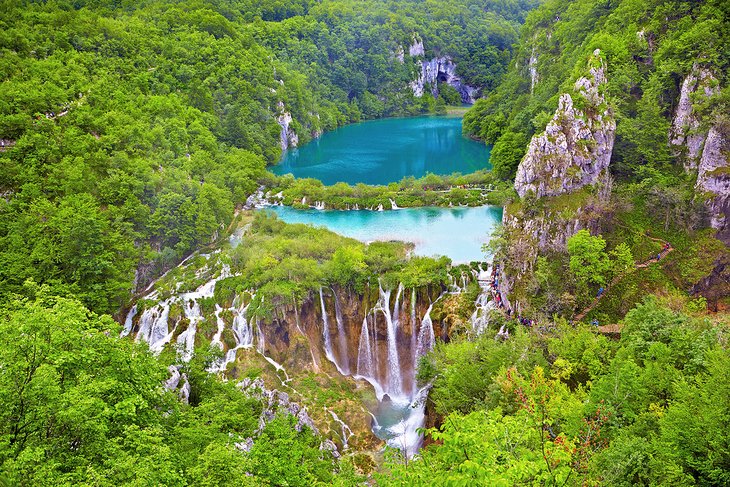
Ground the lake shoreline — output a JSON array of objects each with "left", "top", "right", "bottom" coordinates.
[
  {"left": 271, "top": 115, "right": 490, "bottom": 186},
  {"left": 263, "top": 169, "right": 516, "bottom": 211}
]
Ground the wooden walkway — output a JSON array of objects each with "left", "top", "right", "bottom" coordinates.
[{"left": 574, "top": 235, "right": 673, "bottom": 322}]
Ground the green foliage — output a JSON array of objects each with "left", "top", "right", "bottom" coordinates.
[
  {"left": 0, "top": 0, "right": 536, "bottom": 314},
  {"left": 464, "top": 0, "right": 729, "bottom": 183},
  {"left": 393, "top": 297, "right": 730, "bottom": 485},
  {"left": 204, "top": 212, "right": 450, "bottom": 313},
  {"left": 0, "top": 283, "right": 353, "bottom": 485},
  {"left": 567, "top": 230, "right": 612, "bottom": 287},
  {"left": 270, "top": 170, "right": 515, "bottom": 209}
]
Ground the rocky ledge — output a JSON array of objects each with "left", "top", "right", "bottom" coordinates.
[{"left": 514, "top": 49, "right": 615, "bottom": 199}]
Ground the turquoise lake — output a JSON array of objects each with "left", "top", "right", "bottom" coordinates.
[
  {"left": 268, "top": 205, "right": 503, "bottom": 263},
  {"left": 272, "top": 116, "right": 491, "bottom": 185}
]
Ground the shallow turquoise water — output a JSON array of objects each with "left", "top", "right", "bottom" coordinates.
[
  {"left": 272, "top": 116, "right": 491, "bottom": 185},
  {"left": 268, "top": 205, "right": 503, "bottom": 263}
]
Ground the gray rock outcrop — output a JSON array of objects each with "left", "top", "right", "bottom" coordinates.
[
  {"left": 410, "top": 56, "right": 478, "bottom": 103},
  {"left": 514, "top": 49, "right": 615, "bottom": 198},
  {"left": 670, "top": 64, "right": 719, "bottom": 170},
  {"left": 695, "top": 124, "right": 730, "bottom": 244},
  {"left": 408, "top": 34, "right": 425, "bottom": 57}
]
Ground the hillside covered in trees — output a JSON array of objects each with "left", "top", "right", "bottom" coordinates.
[
  {"left": 0, "top": 0, "right": 536, "bottom": 313},
  {"left": 1, "top": 0, "right": 729, "bottom": 485}
]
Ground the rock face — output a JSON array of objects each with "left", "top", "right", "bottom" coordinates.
[
  {"left": 695, "top": 124, "right": 730, "bottom": 244},
  {"left": 408, "top": 34, "right": 425, "bottom": 57},
  {"left": 669, "top": 63, "right": 728, "bottom": 245},
  {"left": 410, "top": 56, "right": 478, "bottom": 104},
  {"left": 670, "top": 64, "right": 719, "bottom": 170},
  {"left": 276, "top": 101, "right": 299, "bottom": 151},
  {"left": 500, "top": 50, "right": 615, "bottom": 312},
  {"left": 514, "top": 50, "right": 615, "bottom": 198}
]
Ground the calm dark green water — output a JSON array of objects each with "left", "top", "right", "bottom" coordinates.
[{"left": 272, "top": 116, "right": 491, "bottom": 185}]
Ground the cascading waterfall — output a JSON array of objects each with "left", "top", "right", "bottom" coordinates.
[
  {"left": 332, "top": 290, "right": 350, "bottom": 375},
  {"left": 471, "top": 264, "right": 495, "bottom": 335},
  {"left": 327, "top": 409, "right": 355, "bottom": 450},
  {"left": 377, "top": 284, "right": 404, "bottom": 401},
  {"left": 135, "top": 302, "right": 173, "bottom": 352},
  {"left": 122, "top": 304, "right": 137, "bottom": 337},
  {"left": 207, "top": 299, "right": 255, "bottom": 372},
  {"left": 409, "top": 288, "right": 417, "bottom": 370},
  {"left": 415, "top": 304, "right": 435, "bottom": 359},
  {"left": 356, "top": 315, "right": 374, "bottom": 379},
  {"left": 320, "top": 288, "right": 348, "bottom": 376},
  {"left": 177, "top": 299, "right": 201, "bottom": 361},
  {"left": 124, "top": 263, "right": 234, "bottom": 361},
  {"left": 126, "top": 251, "right": 476, "bottom": 458},
  {"left": 350, "top": 283, "right": 444, "bottom": 457}
]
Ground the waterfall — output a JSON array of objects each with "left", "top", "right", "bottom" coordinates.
[
  {"left": 389, "top": 198, "right": 400, "bottom": 210},
  {"left": 415, "top": 303, "right": 435, "bottom": 359},
  {"left": 471, "top": 264, "right": 495, "bottom": 335},
  {"left": 210, "top": 300, "right": 254, "bottom": 372},
  {"left": 355, "top": 313, "right": 385, "bottom": 400},
  {"left": 136, "top": 302, "right": 173, "bottom": 352},
  {"left": 410, "top": 288, "right": 417, "bottom": 369},
  {"left": 207, "top": 305, "right": 227, "bottom": 372},
  {"left": 176, "top": 299, "right": 201, "bottom": 361},
  {"left": 378, "top": 284, "right": 404, "bottom": 401},
  {"left": 332, "top": 290, "right": 350, "bottom": 374},
  {"left": 320, "top": 288, "right": 347, "bottom": 376},
  {"left": 121, "top": 304, "right": 137, "bottom": 337},
  {"left": 327, "top": 409, "right": 354, "bottom": 450},
  {"left": 356, "top": 315, "right": 374, "bottom": 379},
  {"left": 211, "top": 305, "right": 226, "bottom": 349}
]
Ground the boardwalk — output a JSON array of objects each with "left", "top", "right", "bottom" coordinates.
[{"left": 574, "top": 235, "right": 674, "bottom": 322}]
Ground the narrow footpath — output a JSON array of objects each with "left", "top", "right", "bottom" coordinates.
[{"left": 574, "top": 235, "right": 674, "bottom": 322}]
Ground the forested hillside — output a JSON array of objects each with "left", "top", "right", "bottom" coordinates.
[
  {"left": 2, "top": 0, "right": 730, "bottom": 485},
  {"left": 464, "top": 0, "right": 729, "bottom": 181},
  {"left": 0, "top": 0, "right": 535, "bottom": 314}
]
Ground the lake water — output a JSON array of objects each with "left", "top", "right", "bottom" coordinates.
[
  {"left": 272, "top": 116, "right": 491, "bottom": 185},
  {"left": 268, "top": 205, "right": 503, "bottom": 263}
]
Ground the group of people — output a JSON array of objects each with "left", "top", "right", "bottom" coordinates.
[
  {"left": 656, "top": 242, "right": 671, "bottom": 261},
  {"left": 488, "top": 263, "right": 535, "bottom": 328}
]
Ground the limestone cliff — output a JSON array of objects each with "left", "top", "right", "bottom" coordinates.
[
  {"left": 514, "top": 49, "right": 615, "bottom": 199},
  {"left": 669, "top": 64, "right": 719, "bottom": 171},
  {"left": 500, "top": 50, "right": 615, "bottom": 312},
  {"left": 403, "top": 33, "right": 478, "bottom": 104},
  {"left": 410, "top": 56, "right": 478, "bottom": 104},
  {"left": 695, "top": 123, "right": 730, "bottom": 244}
]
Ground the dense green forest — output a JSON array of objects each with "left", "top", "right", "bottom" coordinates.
[
  {"left": 1, "top": 0, "right": 729, "bottom": 484},
  {"left": 464, "top": 0, "right": 729, "bottom": 181},
  {"left": 0, "top": 0, "right": 535, "bottom": 314},
  {"left": 390, "top": 298, "right": 730, "bottom": 485}
]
